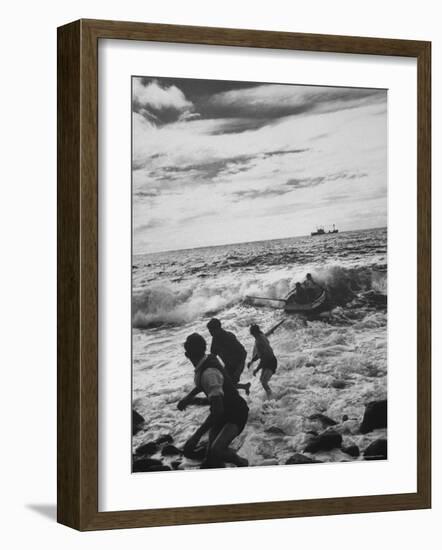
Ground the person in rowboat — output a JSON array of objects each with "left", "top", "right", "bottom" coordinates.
[
  {"left": 293, "top": 282, "right": 309, "bottom": 304},
  {"left": 179, "top": 333, "right": 249, "bottom": 468},
  {"left": 303, "top": 273, "right": 323, "bottom": 301},
  {"left": 247, "top": 324, "right": 278, "bottom": 399}
]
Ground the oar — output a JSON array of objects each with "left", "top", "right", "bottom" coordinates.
[
  {"left": 265, "top": 318, "right": 287, "bottom": 337},
  {"left": 246, "top": 295, "right": 287, "bottom": 302}
]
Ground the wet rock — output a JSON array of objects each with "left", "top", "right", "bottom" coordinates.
[
  {"left": 133, "top": 457, "right": 163, "bottom": 472},
  {"left": 147, "top": 465, "right": 171, "bottom": 472},
  {"left": 135, "top": 441, "right": 159, "bottom": 456},
  {"left": 161, "top": 444, "right": 182, "bottom": 456},
  {"left": 364, "top": 439, "right": 387, "bottom": 460},
  {"left": 359, "top": 400, "right": 387, "bottom": 434},
  {"left": 304, "top": 430, "right": 342, "bottom": 453},
  {"left": 132, "top": 409, "right": 144, "bottom": 435},
  {"left": 331, "top": 380, "right": 347, "bottom": 389},
  {"left": 365, "top": 292, "right": 387, "bottom": 307},
  {"left": 308, "top": 413, "right": 337, "bottom": 427},
  {"left": 265, "top": 426, "right": 286, "bottom": 435},
  {"left": 342, "top": 445, "right": 360, "bottom": 458},
  {"left": 286, "top": 453, "right": 322, "bottom": 465},
  {"left": 156, "top": 434, "right": 174, "bottom": 445}
]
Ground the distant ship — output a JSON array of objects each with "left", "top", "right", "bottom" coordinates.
[{"left": 311, "top": 224, "right": 339, "bottom": 236}]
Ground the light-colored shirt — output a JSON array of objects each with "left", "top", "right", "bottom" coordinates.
[
  {"left": 201, "top": 368, "right": 224, "bottom": 399},
  {"left": 194, "top": 355, "right": 224, "bottom": 399},
  {"left": 252, "top": 333, "right": 274, "bottom": 360}
]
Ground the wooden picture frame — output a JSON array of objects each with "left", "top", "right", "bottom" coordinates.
[{"left": 57, "top": 19, "right": 431, "bottom": 531}]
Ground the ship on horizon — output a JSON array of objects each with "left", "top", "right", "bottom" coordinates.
[{"left": 311, "top": 224, "right": 339, "bottom": 236}]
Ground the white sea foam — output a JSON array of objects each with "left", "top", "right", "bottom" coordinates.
[{"left": 132, "top": 228, "right": 388, "bottom": 468}]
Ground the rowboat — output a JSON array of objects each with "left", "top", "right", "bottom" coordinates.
[
  {"left": 284, "top": 289, "right": 327, "bottom": 313},
  {"left": 245, "top": 288, "right": 327, "bottom": 314}
]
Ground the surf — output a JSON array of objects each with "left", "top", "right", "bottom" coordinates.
[{"left": 132, "top": 263, "right": 386, "bottom": 328}]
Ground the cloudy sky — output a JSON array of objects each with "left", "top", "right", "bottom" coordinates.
[{"left": 132, "top": 76, "right": 387, "bottom": 254}]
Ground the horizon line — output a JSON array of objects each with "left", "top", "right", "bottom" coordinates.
[{"left": 133, "top": 225, "right": 387, "bottom": 258}]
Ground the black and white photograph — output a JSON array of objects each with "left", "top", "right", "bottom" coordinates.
[{"left": 131, "top": 76, "right": 388, "bottom": 472}]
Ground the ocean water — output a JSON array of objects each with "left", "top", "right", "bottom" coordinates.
[{"left": 132, "top": 227, "right": 387, "bottom": 468}]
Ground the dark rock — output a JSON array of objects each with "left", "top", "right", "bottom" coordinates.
[
  {"left": 304, "top": 430, "right": 342, "bottom": 453},
  {"left": 200, "top": 458, "right": 226, "bottom": 469},
  {"left": 308, "top": 413, "right": 337, "bottom": 427},
  {"left": 364, "top": 439, "right": 387, "bottom": 460},
  {"left": 342, "top": 445, "right": 360, "bottom": 458},
  {"left": 342, "top": 414, "right": 349, "bottom": 422},
  {"left": 331, "top": 380, "right": 347, "bottom": 389},
  {"left": 306, "top": 430, "right": 318, "bottom": 436},
  {"left": 132, "top": 409, "right": 144, "bottom": 435},
  {"left": 146, "top": 465, "right": 171, "bottom": 472},
  {"left": 161, "top": 444, "right": 182, "bottom": 456},
  {"left": 367, "top": 293, "right": 387, "bottom": 306},
  {"left": 286, "top": 453, "right": 322, "bottom": 465},
  {"left": 265, "top": 426, "right": 286, "bottom": 435},
  {"left": 133, "top": 457, "right": 163, "bottom": 472},
  {"left": 156, "top": 434, "right": 174, "bottom": 445},
  {"left": 135, "top": 441, "right": 159, "bottom": 456},
  {"left": 359, "top": 400, "right": 387, "bottom": 434},
  {"left": 171, "top": 461, "right": 182, "bottom": 470}
]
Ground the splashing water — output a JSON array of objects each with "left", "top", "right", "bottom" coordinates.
[{"left": 132, "top": 228, "right": 387, "bottom": 468}]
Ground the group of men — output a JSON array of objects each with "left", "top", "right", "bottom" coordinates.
[
  {"left": 293, "top": 273, "right": 323, "bottom": 304},
  {"left": 178, "top": 318, "right": 279, "bottom": 469}
]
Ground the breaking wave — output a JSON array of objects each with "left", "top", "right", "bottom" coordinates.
[{"left": 132, "top": 264, "right": 386, "bottom": 328}]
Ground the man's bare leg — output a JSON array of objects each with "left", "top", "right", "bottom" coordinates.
[{"left": 260, "top": 369, "right": 273, "bottom": 399}]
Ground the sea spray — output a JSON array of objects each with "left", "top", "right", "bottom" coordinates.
[
  {"left": 132, "top": 228, "right": 388, "bottom": 467},
  {"left": 132, "top": 263, "right": 386, "bottom": 328}
]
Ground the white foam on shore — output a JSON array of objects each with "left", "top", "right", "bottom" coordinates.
[
  {"left": 133, "top": 299, "right": 387, "bottom": 467},
  {"left": 132, "top": 230, "right": 387, "bottom": 468}
]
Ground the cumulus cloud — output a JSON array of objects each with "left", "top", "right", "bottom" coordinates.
[
  {"left": 132, "top": 78, "right": 196, "bottom": 125},
  {"left": 131, "top": 77, "right": 387, "bottom": 253},
  {"left": 133, "top": 79, "right": 193, "bottom": 111}
]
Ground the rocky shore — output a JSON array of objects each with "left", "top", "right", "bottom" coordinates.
[{"left": 132, "top": 398, "right": 387, "bottom": 471}]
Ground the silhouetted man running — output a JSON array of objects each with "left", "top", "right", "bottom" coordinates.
[{"left": 207, "top": 318, "right": 251, "bottom": 395}]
